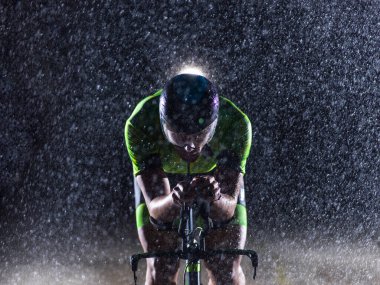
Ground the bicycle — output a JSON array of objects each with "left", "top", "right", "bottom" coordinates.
[{"left": 130, "top": 162, "right": 258, "bottom": 285}]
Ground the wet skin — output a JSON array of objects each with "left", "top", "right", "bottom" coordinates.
[{"left": 135, "top": 166, "right": 246, "bottom": 284}]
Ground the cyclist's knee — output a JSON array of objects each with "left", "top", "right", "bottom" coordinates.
[
  {"left": 146, "top": 257, "right": 179, "bottom": 285},
  {"left": 206, "top": 258, "right": 245, "bottom": 285},
  {"left": 215, "top": 267, "right": 244, "bottom": 284},
  {"left": 233, "top": 265, "right": 245, "bottom": 284}
]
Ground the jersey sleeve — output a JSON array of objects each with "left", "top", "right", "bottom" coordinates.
[
  {"left": 235, "top": 115, "right": 252, "bottom": 175},
  {"left": 216, "top": 114, "right": 252, "bottom": 175},
  {"left": 125, "top": 119, "right": 161, "bottom": 176}
]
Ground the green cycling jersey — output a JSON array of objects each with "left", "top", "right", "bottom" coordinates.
[{"left": 125, "top": 89, "right": 252, "bottom": 177}]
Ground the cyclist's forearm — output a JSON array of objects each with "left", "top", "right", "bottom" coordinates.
[
  {"left": 209, "top": 193, "right": 236, "bottom": 221},
  {"left": 148, "top": 193, "right": 180, "bottom": 222}
]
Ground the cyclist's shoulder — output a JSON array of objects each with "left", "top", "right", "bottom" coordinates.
[
  {"left": 125, "top": 90, "right": 163, "bottom": 143},
  {"left": 126, "top": 90, "right": 162, "bottom": 125},
  {"left": 219, "top": 96, "right": 251, "bottom": 127}
]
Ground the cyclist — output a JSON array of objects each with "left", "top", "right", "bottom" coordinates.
[{"left": 125, "top": 73, "right": 252, "bottom": 284}]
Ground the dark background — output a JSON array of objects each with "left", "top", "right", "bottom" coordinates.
[{"left": 1, "top": 1, "right": 379, "bottom": 263}]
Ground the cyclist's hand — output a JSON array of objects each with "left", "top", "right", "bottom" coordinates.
[
  {"left": 171, "top": 181, "right": 196, "bottom": 206},
  {"left": 190, "top": 175, "right": 222, "bottom": 203}
]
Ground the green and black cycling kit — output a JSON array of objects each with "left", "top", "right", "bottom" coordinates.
[{"left": 125, "top": 90, "right": 252, "bottom": 229}]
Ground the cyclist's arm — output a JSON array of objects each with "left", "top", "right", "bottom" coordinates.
[
  {"left": 136, "top": 168, "right": 180, "bottom": 223},
  {"left": 209, "top": 108, "right": 251, "bottom": 221},
  {"left": 209, "top": 166, "right": 243, "bottom": 221}
]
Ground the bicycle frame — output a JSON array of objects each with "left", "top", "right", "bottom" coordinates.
[{"left": 181, "top": 203, "right": 202, "bottom": 284}]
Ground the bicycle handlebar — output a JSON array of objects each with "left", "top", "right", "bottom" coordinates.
[
  {"left": 130, "top": 248, "right": 258, "bottom": 280},
  {"left": 130, "top": 198, "right": 258, "bottom": 284}
]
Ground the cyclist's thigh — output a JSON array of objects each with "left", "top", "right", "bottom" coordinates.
[
  {"left": 137, "top": 222, "right": 179, "bottom": 252},
  {"left": 134, "top": 177, "right": 180, "bottom": 274},
  {"left": 204, "top": 224, "right": 247, "bottom": 279},
  {"left": 137, "top": 223, "right": 180, "bottom": 284}
]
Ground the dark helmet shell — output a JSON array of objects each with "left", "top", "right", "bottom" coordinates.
[{"left": 160, "top": 73, "right": 219, "bottom": 134}]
